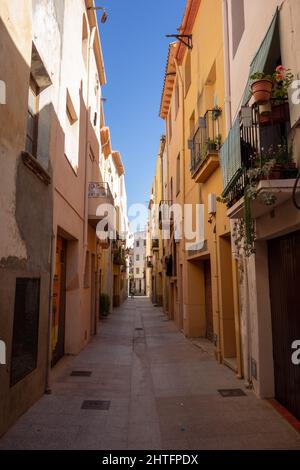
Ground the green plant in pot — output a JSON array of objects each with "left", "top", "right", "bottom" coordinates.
[
  {"left": 212, "top": 105, "right": 222, "bottom": 121},
  {"left": 250, "top": 72, "right": 274, "bottom": 104},
  {"left": 100, "top": 293, "right": 110, "bottom": 318}
]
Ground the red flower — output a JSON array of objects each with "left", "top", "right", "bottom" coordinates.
[{"left": 276, "top": 65, "right": 285, "bottom": 72}]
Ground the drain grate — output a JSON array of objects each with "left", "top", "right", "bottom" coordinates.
[
  {"left": 135, "top": 327, "right": 144, "bottom": 331},
  {"left": 70, "top": 371, "right": 92, "bottom": 377},
  {"left": 81, "top": 400, "right": 111, "bottom": 410},
  {"left": 218, "top": 388, "right": 246, "bottom": 397}
]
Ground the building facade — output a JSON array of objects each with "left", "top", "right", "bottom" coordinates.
[
  {"left": 0, "top": 0, "right": 129, "bottom": 436},
  {"left": 151, "top": 0, "right": 242, "bottom": 375},
  {"left": 149, "top": 0, "right": 300, "bottom": 422},
  {"left": 219, "top": 0, "right": 300, "bottom": 418},
  {"left": 132, "top": 232, "right": 146, "bottom": 295}
]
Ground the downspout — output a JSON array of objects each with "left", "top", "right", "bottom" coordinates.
[
  {"left": 83, "top": 26, "right": 96, "bottom": 278},
  {"left": 213, "top": 226, "right": 222, "bottom": 363},
  {"left": 174, "top": 55, "right": 186, "bottom": 329},
  {"left": 222, "top": 0, "right": 232, "bottom": 131},
  {"left": 174, "top": 57, "right": 186, "bottom": 245}
]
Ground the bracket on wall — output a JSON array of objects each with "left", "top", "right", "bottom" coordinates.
[{"left": 166, "top": 34, "right": 193, "bottom": 50}]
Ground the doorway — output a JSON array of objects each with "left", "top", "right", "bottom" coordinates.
[
  {"left": 268, "top": 229, "right": 300, "bottom": 420},
  {"left": 51, "top": 236, "right": 67, "bottom": 366},
  {"left": 204, "top": 259, "right": 214, "bottom": 342}
]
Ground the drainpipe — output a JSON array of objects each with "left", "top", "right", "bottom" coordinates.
[
  {"left": 222, "top": 0, "right": 232, "bottom": 131},
  {"left": 213, "top": 227, "right": 222, "bottom": 363},
  {"left": 174, "top": 56, "right": 186, "bottom": 246},
  {"left": 174, "top": 55, "right": 186, "bottom": 329},
  {"left": 244, "top": 256, "right": 253, "bottom": 389},
  {"left": 83, "top": 26, "right": 96, "bottom": 278}
]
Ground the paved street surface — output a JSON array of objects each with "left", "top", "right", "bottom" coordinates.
[{"left": 1, "top": 298, "right": 300, "bottom": 450}]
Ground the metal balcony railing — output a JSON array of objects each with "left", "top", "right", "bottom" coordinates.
[
  {"left": 190, "top": 109, "right": 222, "bottom": 175},
  {"left": 222, "top": 100, "right": 295, "bottom": 208},
  {"left": 88, "top": 182, "right": 113, "bottom": 204}
]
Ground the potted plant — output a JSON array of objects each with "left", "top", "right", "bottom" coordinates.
[
  {"left": 250, "top": 72, "right": 274, "bottom": 104},
  {"left": 212, "top": 105, "right": 222, "bottom": 121},
  {"left": 100, "top": 293, "right": 110, "bottom": 318},
  {"left": 258, "top": 143, "right": 297, "bottom": 179}
]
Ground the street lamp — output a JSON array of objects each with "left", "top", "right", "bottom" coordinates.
[{"left": 87, "top": 6, "right": 108, "bottom": 24}]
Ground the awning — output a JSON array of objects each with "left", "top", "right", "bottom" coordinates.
[
  {"left": 242, "top": 8, "right": 279, "bottom": 105},
  {"left": 220, "top": 8, "right": 279, "bottom": 190},
  {"left": 220, "top": 117, "right": 241, "bottom": 191}
]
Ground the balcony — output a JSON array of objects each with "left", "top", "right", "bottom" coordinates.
[
  {"left": 221, "top": 101, "right": 298, "bottom": 218},
  {"left": 158, "top": 200, "right": 174, "bottom": 230},
  {"left": 189, "top": 109, "right": 221, "bottom": 183},
  {"left": 88, "top": 182, "right": 114, "bottom": 227}
]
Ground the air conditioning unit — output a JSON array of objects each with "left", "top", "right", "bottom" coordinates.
[{"left": 208, "top": 193, "right": 216, "bottom": 215}]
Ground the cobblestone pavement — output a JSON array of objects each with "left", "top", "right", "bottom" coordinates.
[{"left": 1, "top": 297, "right": 300, "bottom": 450}]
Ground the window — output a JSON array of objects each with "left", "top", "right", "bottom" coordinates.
[
  {"left": 11, "top": 278, "right": 40, "bottom": 386},
  {"left": 170, "top": 177, "right": 173, "bottom": 205},
  {"left": 168, "top": 110, "right": 172, "bottom": 142},
  {"left": 144, "top": 240, "right": 146, "bottom": 247},
  {"left": 136, "top": 241, "right": 140, "bottom": 248},
  {"left": 26, "top": 76, "right": 40, "bottom": 157},
  {"left": 136, "top": 254, "right": 140, "bottom": 261},
  {"left": 175, "top": 80, "right": 180, "bottom": 117},
  {"left": 176, "top": 154, "right": 181, "bottom": 195},
  {"left": 136, "top": 268, "right": 140, "bottom": 275},
  {"left": 65, "top": 90, "right": 79, "bottom": 171},
  {"left": 231, "top": 0, "right": 245, "bottom": 58},
  {"left": 185, "top": 51, "right": 191, "bottom": 95}
]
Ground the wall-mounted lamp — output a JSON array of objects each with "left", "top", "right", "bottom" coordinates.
[
  {"left": 88, "top": 6, "right": 108, "bottom": 24},
  {"left": 165, "top": 34, "right": 193, "bottom": 50}
]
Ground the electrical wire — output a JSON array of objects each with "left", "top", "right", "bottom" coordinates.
[{"left": 293, "top": 169, "right": 300, "bottom": 210}]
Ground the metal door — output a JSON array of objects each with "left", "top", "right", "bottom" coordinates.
[{"left": 268, "top": 230, "right": 300, "bottom": 419}]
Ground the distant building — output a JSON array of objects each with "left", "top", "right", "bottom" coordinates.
[{"left": 131, "top": 232, "right": 146, "bottom": 295}]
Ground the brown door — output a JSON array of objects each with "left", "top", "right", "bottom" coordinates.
[
  {"left": 204, "top": 260, "right": 214, "bottom": 342},
  {"left": 51, "top": 236, "right": 67, "bottom": 367},
  {"left": 268, "top": 230, "right": 300, "bottom": 420}
]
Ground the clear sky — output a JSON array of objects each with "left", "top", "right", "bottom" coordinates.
[{"left": 97, "top": 0, "right": 186, "bottom": 213}]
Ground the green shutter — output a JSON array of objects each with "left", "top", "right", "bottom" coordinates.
[
  {"left": 220, "top": 8, "right": 279, "bottom": 191},
  {"left": 220, "top": 117, "right": 241, "bottom": 190},
  {"left": 242, "top": 8, "right": 279, "bottom": 105}
]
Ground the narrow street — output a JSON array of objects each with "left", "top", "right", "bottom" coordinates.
[{"left": 1, "top": 298, "right": 300, "bottom": 451}]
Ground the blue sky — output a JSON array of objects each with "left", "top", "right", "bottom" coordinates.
[{"left": 97, "top": 0, "right": 186, "bottom": 213}]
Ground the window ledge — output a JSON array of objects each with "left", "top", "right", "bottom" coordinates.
[{"left": 21, "top": 151, "right": 51, "bottom": 185}]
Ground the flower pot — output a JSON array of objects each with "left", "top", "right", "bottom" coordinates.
[
  {"left": 251, "top": 79, "right": 273, "bottom": 104},
  {"left": 270, "top": 102, "right": 290, "bottom": 123},
  {"left": 259, "top": 114, "right": 270, "bottom": 125},
  {"left": 259, "top": 102, "right": 272, "bottom": 116}
]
